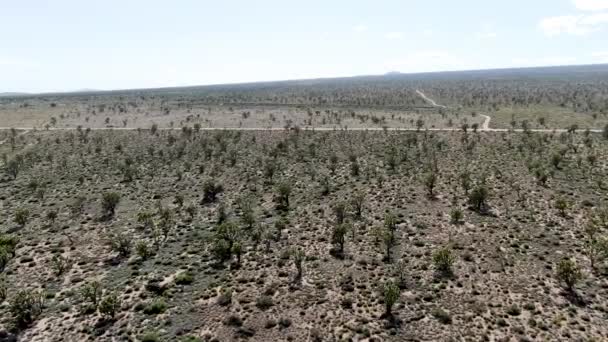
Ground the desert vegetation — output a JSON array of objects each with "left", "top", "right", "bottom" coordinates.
[{"left": 1, "top": 66, "right": 608, "bottom": 341}]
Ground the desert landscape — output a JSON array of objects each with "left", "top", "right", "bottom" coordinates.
[{"left": 1, "top": 64, "right": 608, "bottom": 342}]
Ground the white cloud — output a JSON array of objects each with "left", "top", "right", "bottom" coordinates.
[
  {"left": 352, "top": 24, "right": 368, "bottom": 33},
  {"left": 384, "top": 32, "right": 404, "bottom": 39},
  {"left": 539, "top": 13, "right": 608, "bottom": 35},
  {"left": 592, "top": 51, "right": 608, "bottom": 61},
  {"left": 573, "top": 0, "right": 608, "bottom": 11}
]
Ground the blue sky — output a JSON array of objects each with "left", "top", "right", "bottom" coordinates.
[{"left": 1, "top": 0, "right": 608, "bottom": 93}]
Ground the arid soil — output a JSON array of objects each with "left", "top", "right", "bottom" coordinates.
[{"left": 1, "top": 125, "right": 608, "bottom": 341}]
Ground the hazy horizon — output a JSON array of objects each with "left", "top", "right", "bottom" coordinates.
[{"left": 2, "top": 0, "right": 608, "bottom": 93}]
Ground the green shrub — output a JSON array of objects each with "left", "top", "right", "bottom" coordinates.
[
  {"left": 468, "top": 185, "right": 489, "bottom": 212},
  {"left": 51, "top": 255, "right": 72, "bottom": 276},
  {"left": 139, "top": 331, "right": 161, "bottom": 342},
  {"left": 175, "top": 272, "right": 194, "bottom": 285},
  {"left": 143, "top": 298, "right": 167, "bottom": 315},
  {"left": 556, "top": 257, "right": 582, "bottom": 292},
  {"left": 433, "top": 247, "right": 455, "bottom": 276},
  {"left": 9, "top": 289, "right": 45, "bottom": 328},
  {"left": 99, "top": 292, "right": 121, "bottom": 319},
  {"left": 109, "top": 232, "right": 132, "bottom": 257},
  {"left": 136, "top": 241, "right": 151, "bottom": 260},
  {"left": 14, "top": 208, "right": 29, "bottom": 227},
  {"left": 81, "top": 281, "right": 102, "bottom": 307},
  {"left": 382, "top": 280, "right": 400, "bottom": 316}
]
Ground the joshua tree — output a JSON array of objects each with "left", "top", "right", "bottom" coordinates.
[
  {"left": 468, "top": 184, "right": 489, "bottom": 213},
  {"left": 350, "top": 192, "right": 365, "bottom": 219},
  {"left": 331, "top": 223, "right": 350, "bottom": 256},
  {"left": 102, "top": 192, "right": 121, "bottom": 219},
  {"left": 556, "top": 257, "right": 583, "bottom": 293},
  {"left": 333, "top": 201, "right": 347, "bottom": 225},
  {"left": 423, "top": 171, "right": 437, "bottom": 198},
  {"left": 275, "top": 182, "right": 291, "bottom": 211},
  {"left": 382, "top": 280, "right": 400, "bottom": 317},
  {"left": 292, "top": 248, "right": 305, "bottom": 280},
  {"left": 382, "top": 229, "right": 395, "bottom": 263}
]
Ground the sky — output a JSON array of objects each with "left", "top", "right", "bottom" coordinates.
[{"left": 1, "top": 0, "right": 608, "bottom": 93}]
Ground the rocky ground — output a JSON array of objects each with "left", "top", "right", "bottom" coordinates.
[{"left": 1, "top": 127, "right": 607, "bottom": 341}]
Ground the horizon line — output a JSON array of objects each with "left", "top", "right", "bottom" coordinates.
[{"left": 2, "top": 62, "right": 607, "bottom": 97}]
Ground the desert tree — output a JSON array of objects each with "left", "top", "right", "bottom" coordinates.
[
  {"left": 81, "top": 281, "right": 103, "bottom": 308},
  {"left": 382, "top": 280, "right": 400, "bottom": 317},
  {"left": 556, "top": 257, "right": 583, "bottom": 293},
  {"left": 333, "top": 201, "right": 347, "bottom": 225},
  {"left": 275, "top": 182, "right": 291, "bottom": 211},
  {"left": 331, "top": 223, "right": 350, "bottom": 257},
  {"left": 9, "top": 289, "right": 45, "bottom": 329},
  {"left": 99, "top": 292, "right": 121, "bottom": 319},
  {"left": 468, "top": 184, "right": 489, "bottom": 213},
  {"left": 350, "top": 192, "right": 365, "bottom": 219},
  {"left": 202, "top": 179, "right": 223, "bottom": 204},
  {"left": 292, "top": 247, "right": 305, "bottom": 281},
  {"left": 101, "top": 192, "right": 121, "bottom": 219},
  {"left": 423, "top": 171, "right": 437, "bottom": 198},
  {"left": 382, "top": 228, "right": 396, "bottom": 263}
]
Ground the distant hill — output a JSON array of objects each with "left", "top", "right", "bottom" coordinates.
[{"left": 0, "top": 92, "right": 29, "bottom": 97}]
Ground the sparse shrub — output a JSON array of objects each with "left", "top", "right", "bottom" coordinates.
[
  {"left": 423, "top": 171, "right": 437, "bottom": 197},
  {"left": 51, "top": 255, "right": 72, "bottom": 276},
  {"left": 46, "top": 210, "right": 58, "bottom": 224},
  {"left": 6, "top": 158, "right": 19, "bottom": 179},
  {"left": 585, "top": 236, "right": 608, "bottom": 270},
  {"left": 14, "top": 208, "right": 29, "bottom": 227},
  {"left": 433, "top": 247, "right": 455, "bottom": 276},
  {"left": 555, "top": 197, "right": 569, "bottom": 217},
  {"left": 99, "top": 292, "right": 121, "bottom": 319},
  {"left": 143, "top": 298, "right": 167, "bottom": 315},
  {"left": 432, "top": 308, "right": 452, "bottom": 324},
  {"left": 468, "top": 184, "right": 489, "bottom": 213},
  {"left": 81, "top": 281, "right": 103, "bottom": 307},
  {"left": 256, "top": 295, "right": 274, "bottom": 310},
  {"left": 382, "top": 280, "right": 400, "bottom": 316},
  {"left": 175, "top": 271, "right": 194, "bottom": 285},
  {"left": 140, "top": 331, "right": 161, "bottom": 342},
  {"left": 101, "top": 192, "right": 121, "bottom": 219},
  {"left": 450, "top": 208, "right": 463, "bottom": 224},
  {"left": 202, "top": 179, "right": 223, "bottom": 204},
  {"left": 136, "top": 241, "right": 151, "bottom": 260},
  {"left": 9, "top": 289, "right": 45, "bottom": 328},
  {"left": 217, "top": 288, "right": 232, "bottom": 306},
  {"left": 556, "top": 257, "right": 582, "bottom": 292},
  {"left": 109, "top": 232, "right": 132, "bottom": 257},
  {"left": 275, "top": 182, "right": 291, "bottom": 211}
]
